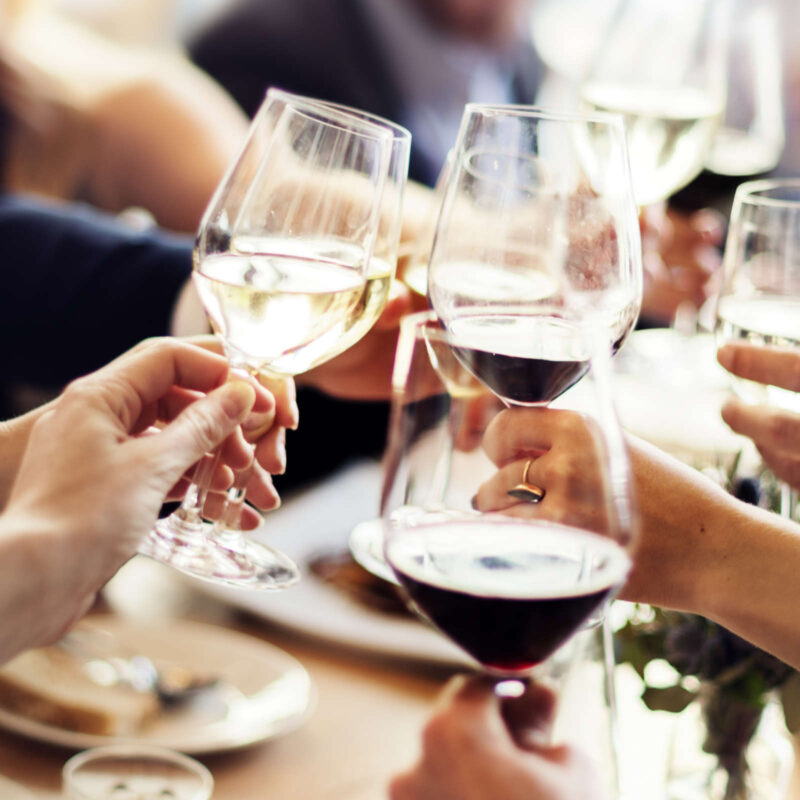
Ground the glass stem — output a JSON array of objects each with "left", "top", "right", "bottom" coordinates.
[
  {"left": 212, "top": 459, "right": 256, "bottom": 550},
  {"left": 172, "top": 452, "right": 219, "bottom": 527},
  {"left": 172, "top": 360, "right": 253, "bottom": 529}
]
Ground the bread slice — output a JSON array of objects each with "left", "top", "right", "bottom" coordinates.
[{"left": 0, "top": 646, "right": 159, "bottom": 736}]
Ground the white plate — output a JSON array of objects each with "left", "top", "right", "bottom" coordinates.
[
  {"left": 195, "top": 461, "right": 469, "bottom": 667},
  {"left": 0, "top": 616, "right": 314, "bottom": 754}
]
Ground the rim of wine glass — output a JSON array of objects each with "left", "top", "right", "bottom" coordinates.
[
  {"left": 313, "top": 99, "right": 411, "bottom": 144},
  {"left": 462, "top": 102, "right": 626, "bottom": 130},
  {"left": 733, "top": 177, "right": 800, "bottom": 208},
  {"left": 63, "top": 744, "right": 214, "bottom": 800},
  {"left": 264, "top": 87, "right": 397, "bottom": 143}
]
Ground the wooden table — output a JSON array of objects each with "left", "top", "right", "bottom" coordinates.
[{"left": 1, "top": 557, "right": 799, "bottom": 799}]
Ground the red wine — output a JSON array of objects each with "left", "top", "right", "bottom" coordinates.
[
  {"left": 447, "top": 314, "right": 590, "bottom": 405},
  {"left": 386, "top": 518, "right": 630, "bottom": 672}
]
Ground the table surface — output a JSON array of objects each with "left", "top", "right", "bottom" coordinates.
[{"left": 1, "top": 557, "right": 800, "bottom": 800}]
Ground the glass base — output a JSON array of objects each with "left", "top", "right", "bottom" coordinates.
[{"left": 139, "top": 515, "right": 300, "bottom": 590}]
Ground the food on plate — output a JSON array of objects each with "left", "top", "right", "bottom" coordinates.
[{"left": 0, "top": 646, "right": 159, "bottom": 736}]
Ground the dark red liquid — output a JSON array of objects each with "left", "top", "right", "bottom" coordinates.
[
  {"left": 451, "top": 346, "right": 589, "bottom": 405},
  {"left": 394, "top": 568, "right": 614, "bottom": 671}
]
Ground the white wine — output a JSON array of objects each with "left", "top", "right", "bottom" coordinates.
[
  {"left": 705, "top": 128, "right": 783, "bottom": 177},
  {"left": 581, "top": 83, "right": 722, "bottom": 205},
  {"left": 193, "top": 251, "right": 365, "bottom": 375},
  {"left": 716, "top": 294, "right": 800, "bottom": 411},
  {"left": 307, "top": 257, "right": 394, "bottom": 366}
]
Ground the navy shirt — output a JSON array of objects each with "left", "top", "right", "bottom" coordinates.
[{"left": 0, "top": 193, "right": 192, "bottom": 388}]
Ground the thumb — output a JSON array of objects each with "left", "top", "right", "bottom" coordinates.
[{"left": 142, "top": 381, "right": 256, "bottom": 486}]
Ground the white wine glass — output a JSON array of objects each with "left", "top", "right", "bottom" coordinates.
[
  {"left": 381, "top": 310, "right": 634, "bottom": 792},
  {"left": 428, "top": 103, "right": 642, "bottom": 403},
  {"left": 714, "top": 178, "right": 800, "bottom": 516},
  {"left": 580, "top": 0, "right": 731, "bottom": 206},
  {"left": 705, "top": 0, "right": 784, "bottom": 177},
  {"left": 139, "top": 89, "right": 402, "bottom": 588}
]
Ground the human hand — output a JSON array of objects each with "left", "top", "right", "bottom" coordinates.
[
  {"left": 389, "top": 675, "right": 600, "bottom": 800},
  {"left": 718, "top": 342, "right": 800, "bottom": 489},
  {"left": 471, "top": 407, "right": 617, "bottom": 535},
  {"left": 641, "top": 205, "right": 723, "bottom": 325},
  {"left": 0, "top": 338, "right": 272, "bottom": 657},
  {"left": 471, "top": 407, "right": 748, "bottom": 613}
]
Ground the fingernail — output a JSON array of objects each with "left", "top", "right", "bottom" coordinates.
[
  {"left": 289, "top": 399, "right": 300, "bottom": 430},
  {"left": 221, "top": 381, "right": 256, "bottom": 420}
]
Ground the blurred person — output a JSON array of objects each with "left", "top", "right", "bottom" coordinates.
[
  {"left": 0, "top": 2, "right": 432, "bottom": 488},
  {"left": 188, "top": 0, "right": 541, "bottom": 185},
  {"left": 0, "top": 336, "right": 289, "bottom": 665},
  {"left": 0, "top": 1, "right": 249, "bottom": 232}
]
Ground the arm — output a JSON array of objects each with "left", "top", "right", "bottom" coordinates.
[
  {"left": 83, "top": 53, "right": 250, "bottom": 232},
  {"left": 3, "top": 13, "right": 249, "bottom": 232},
  {"left": 0, "top": 194, "right": 192, "bottom": 387},
  {"left": 476, "top": 408, "right": 800, "bottom": 671}
]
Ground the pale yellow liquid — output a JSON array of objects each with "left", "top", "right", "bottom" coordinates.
[
  {"left": 581, "top": 83, "right": 722, "bottom": 205},
  {"left": 311, "top": 258, "right": 394, "bottom": 366},
  {"left": 194, "top": 251, "right": 365, "bottom": 375}
]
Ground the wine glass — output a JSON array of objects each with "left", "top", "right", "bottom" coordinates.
[
  {"left": 139, "top": 89, "right": 401, "bottom": 588},
  {"left": 704, "top": 0, "right": 785, "bottom": 177},
  {"left": 714, "top": 178, "right": 800, "bottom": 516},
  {"left": 305, "top": 100, "right": 411, "bottom": 359},
  {"left": 351, "top": 104, "right": 641, "bottom": 579},
  {"left": 579, "top": 0, "right": 731, "bottom": 206},
  {"left": 428, "top": 103, "right": 642, "bottom": 394},
  {"left": 381, "top": 311, "right": 634, "bottom": 789},
  {"left": 63, "top": 745, "right": 213, "bottom": 800}
]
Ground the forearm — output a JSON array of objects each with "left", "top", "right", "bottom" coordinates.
[
  {"left": 624, "top": 437, "right": 800, "bottom": 670},
  {"left": 699, "top": 502, "right": 800, "bottom": 670}
]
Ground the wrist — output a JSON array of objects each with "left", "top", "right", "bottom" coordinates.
[{"left": 621, "top": 437, "right": 740, "bottom": 613}]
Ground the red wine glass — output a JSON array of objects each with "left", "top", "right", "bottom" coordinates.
[
  {"left": 381, "top": 311, "right": 635, "bottom": 781},
  {"left": 427, "top": 104, "right": 642, "bottom": 408}
]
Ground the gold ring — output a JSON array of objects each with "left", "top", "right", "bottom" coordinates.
[{"left": 507, "top": 459, "right": 546, "bottom": 503}]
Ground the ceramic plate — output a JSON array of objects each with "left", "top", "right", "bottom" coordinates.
[{"left": 0, "top": 616, "right": 314, "bottom": 754}]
